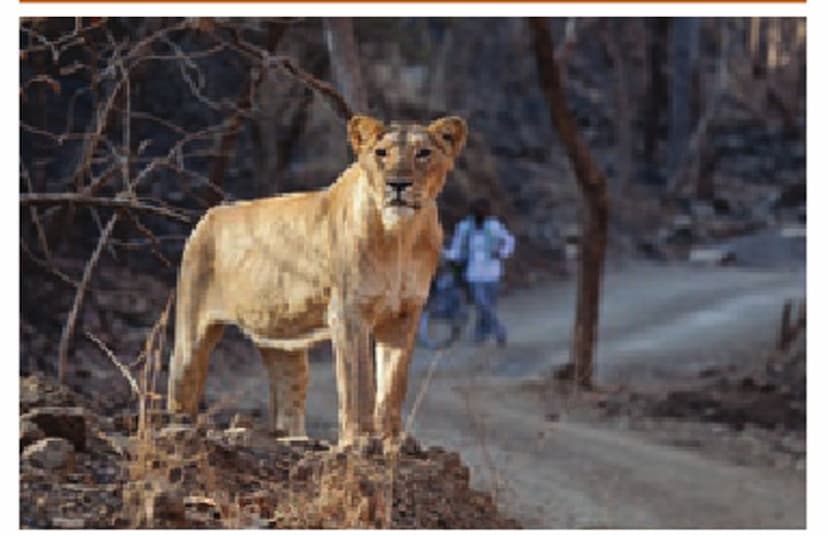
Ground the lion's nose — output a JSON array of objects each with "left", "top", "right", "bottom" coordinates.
[{"left": 386, "top": 180, "right": 413, "bottom": 195}]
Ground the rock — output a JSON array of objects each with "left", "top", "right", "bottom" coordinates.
[
  {"left": 780, "top": 225, "right": 806, "bottom": 239},
  {"left": 157, "top": 424, "right": 196, "bottom": 443},
  {"left": 20, "top": 375, "right": 79, "bottom": 412},
  {"left": 688, "top": 247, "right": 735, "bottom": 265},
  {"left": 774, "top": 181, "right": 806, "bottom": 209},
  {"left": 101, "top": 432, "right": 132, "bottom": 457},
  {"left": 22, "top": 437, "right": 75, "bottom": 471},
  {"left": 148, "top": 489, "right": 188, "bottom": 528},
  {"left": 22, "top": 406, "right": 87, "bottom": 451},
  {"left": 672, "top": 214, "right": 693, "bottom": 230},
  {"left": 20, "top": 418, "right": 45, "bottom": 451},
  {"left": 183, "top": 495, "right": 222, "bottom": 527},
  {"left": 224, "top": 427, "right": 253, "bottom": 447},
  {"left": 400, "top": 436, "right": 424, "bottom": 457},
  {"left": 51, "top": 517, "right": 85, "bottom": 529},
  {"left": 230, "top": 413, "right": 254, "bottom": 429},
  {"left": 689, "top": 201, "right": 716, "bottom": 220}
]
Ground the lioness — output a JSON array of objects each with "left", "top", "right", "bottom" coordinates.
[{"left": 167, "top": 115, "right": 467, "bottom": 444}]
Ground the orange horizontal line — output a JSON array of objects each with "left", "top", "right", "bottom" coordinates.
[{"left": 17, "top": 0, "right": 810, "bottom": 3}]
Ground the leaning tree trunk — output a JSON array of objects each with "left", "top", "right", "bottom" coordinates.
[
  {"left": 528, "top": 18, "right": 609, "bottom": 389},
  {"left": 322, "top": 18, "right": 368, "bottom": 115}
]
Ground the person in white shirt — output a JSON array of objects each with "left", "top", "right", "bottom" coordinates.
[{"left": 444, "top": 197, "right": 516, "bottom": 346}]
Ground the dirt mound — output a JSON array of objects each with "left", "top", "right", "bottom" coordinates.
[{"left": 19, "top": 374, "right": 519, "bottom": 529}]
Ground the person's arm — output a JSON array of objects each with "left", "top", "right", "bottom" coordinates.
[
  {"left": 443, "top": 220, "right": 467, "bottom": 261},
  {"left": 494, "top": 220, "right": 515, "bottom": 259}
]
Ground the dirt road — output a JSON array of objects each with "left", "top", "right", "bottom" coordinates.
[{"left": 208, "top": 262, "right": 806, "bottom": 528}]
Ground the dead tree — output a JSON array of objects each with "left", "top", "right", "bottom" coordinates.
[{"left": 529, "top": 18, "right": 609, "bottom": 389}]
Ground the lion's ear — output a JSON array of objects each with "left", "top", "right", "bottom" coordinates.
[
  {"left": 348, "top": 115, "right": 385, "bottom": 155},
  {"left": 428, "top": 116, "right": 468, "bottom": 159}
]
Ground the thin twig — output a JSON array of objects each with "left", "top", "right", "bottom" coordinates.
[
  {"left": 124, "top": 210, "right": 173, "bottom": 268},
  {"left": 58, "top": 214, "right": 118, "bottom": 383},
  {"left": 20, "top": 240, "right": 84, "bottom": 290},
  {"left": 20, "top": 164, "right": 52, "bottom": 263},
  {"left": 404, "top": 348, "right": 446, "bottom": 434},
  {"left": 86, "top": 330, "right": 141, "bottom": 397},
  {"left": 212, "top": 23, "right": 353, "bottom": 121},
  {"left": 86, "top": 206, "right": 118, "bottom": 261},
  {"left": 20, "top": 193, "right": 191, "bottom": 223}
]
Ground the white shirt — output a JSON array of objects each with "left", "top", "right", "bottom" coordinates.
[{"left": 444, "top": 217, "right": 516, "bottom": 283}]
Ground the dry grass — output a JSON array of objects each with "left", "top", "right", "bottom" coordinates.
[{"left": 110, "top": 296, "right": 406, "bottom": 529}]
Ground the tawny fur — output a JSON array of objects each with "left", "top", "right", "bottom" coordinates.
[{"left": 167, "top": 115, "right": 467, "bottom": 444}]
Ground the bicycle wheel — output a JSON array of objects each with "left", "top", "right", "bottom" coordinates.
[{"left": 417, "top": 302, "right": 468, "bottom": 350}]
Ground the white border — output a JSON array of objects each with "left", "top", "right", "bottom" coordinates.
[{"left": 9, "top": 3, "right": 820, "bottom": 534}]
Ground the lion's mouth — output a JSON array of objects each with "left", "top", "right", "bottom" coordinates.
[
  {"left": 387, "top": 199, "right": 420, "bottom": 210},
  {"left": 386, "top": 191, "right": 421, "bottom": 210}
]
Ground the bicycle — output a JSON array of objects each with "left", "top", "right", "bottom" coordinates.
[{"left": 417, "top": 263, "right": 471, "bottom": 350}]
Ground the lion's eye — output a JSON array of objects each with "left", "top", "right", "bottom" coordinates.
[
  {"left": 375, "top": 148, "right": 387, "bottom": 158},
  {"left": 416, "top": 148, "right": 432, "bottom": 159}
]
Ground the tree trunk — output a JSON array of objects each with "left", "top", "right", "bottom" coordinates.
[
  {"left": 667, "top": 18, "right": 700, "bottom": 181},
  {"left": 205, "top": 21, "right": 287, "bottom": 206},
  {"left": 323, "top": 18, "right": 368, "bottom": 115},
  {"left": 528, "top": 18, "right": 610, "bottom": 389},
  {"left": 668, "top": 20, "right": 730, "bottom": 197},
  {"left": 601, "top": 19, "right": 633, "bottom": 196},
  {"left": 643, "top": 18, "right": 668, "bottom": 183}
]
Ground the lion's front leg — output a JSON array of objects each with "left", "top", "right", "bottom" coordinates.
[
  {"left": 373, "top": 308, "right": 420, "bottom": 438},
  {"left": 330, "top": 306, "right": 376, "bottom": 445}
]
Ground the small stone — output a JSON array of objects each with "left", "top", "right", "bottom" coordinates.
[
  {"left": 157, "top": 424, "right": 196, "bottom": 442},
  {"left": 184, "top": 495, "right": 222, "bottom": 527},
  {"left": 688, "top": 247, "right": 735, "bottom": 265},
  {"left": 22, "top": 437, "right": 76, "bottom": 471},
  {"left": 149, "top": 489, "right": 187, "bottom": 528},
  {"left": 20, "top": 418, "right": 45, "bottom": 451},
  {"left": 225, "top": 427, "right": 253, "bottom": 446},
  {"left": 400, "top": 436, "right": 423, "bottom": 457},
  {"left": 443, "top": 452, "right": 462, "bottom": 471},
  {"left": 230, "top": 413, "right": 254, "bottom": 429},
  {"left": 168, "top": 412, "right": 193, "bottom": 426},
  {"left": 51, "top": 517, "right": 85, "bottom": 529}
]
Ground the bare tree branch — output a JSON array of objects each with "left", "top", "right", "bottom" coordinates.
[
  {"left": 20, "top": 193, "right": 191, "bottom": 223},
  {"left": 58, "top": 214, "right": 118, "bottom": 383},
  {"left": 274, "top": 56, "right": 353, "bottom": 121},
  {"left": 21, "top": 164, "right": 52, "bottom": 263}
]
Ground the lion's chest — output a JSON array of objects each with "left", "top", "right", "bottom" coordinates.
[{"left": 354, "top": 253, "right": 434, "bottom": 318}]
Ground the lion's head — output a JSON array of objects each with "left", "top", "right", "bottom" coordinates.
[{"left": 348, "top": 115, "right": 467, "bottom": 226}]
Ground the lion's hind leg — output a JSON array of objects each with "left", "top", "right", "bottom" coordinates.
[
  {"left": 167, "top": 323, "right": 224, "bottom": 418},
  {"left": 258, "top": 347, "right": 309, "bottom": 437}
]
